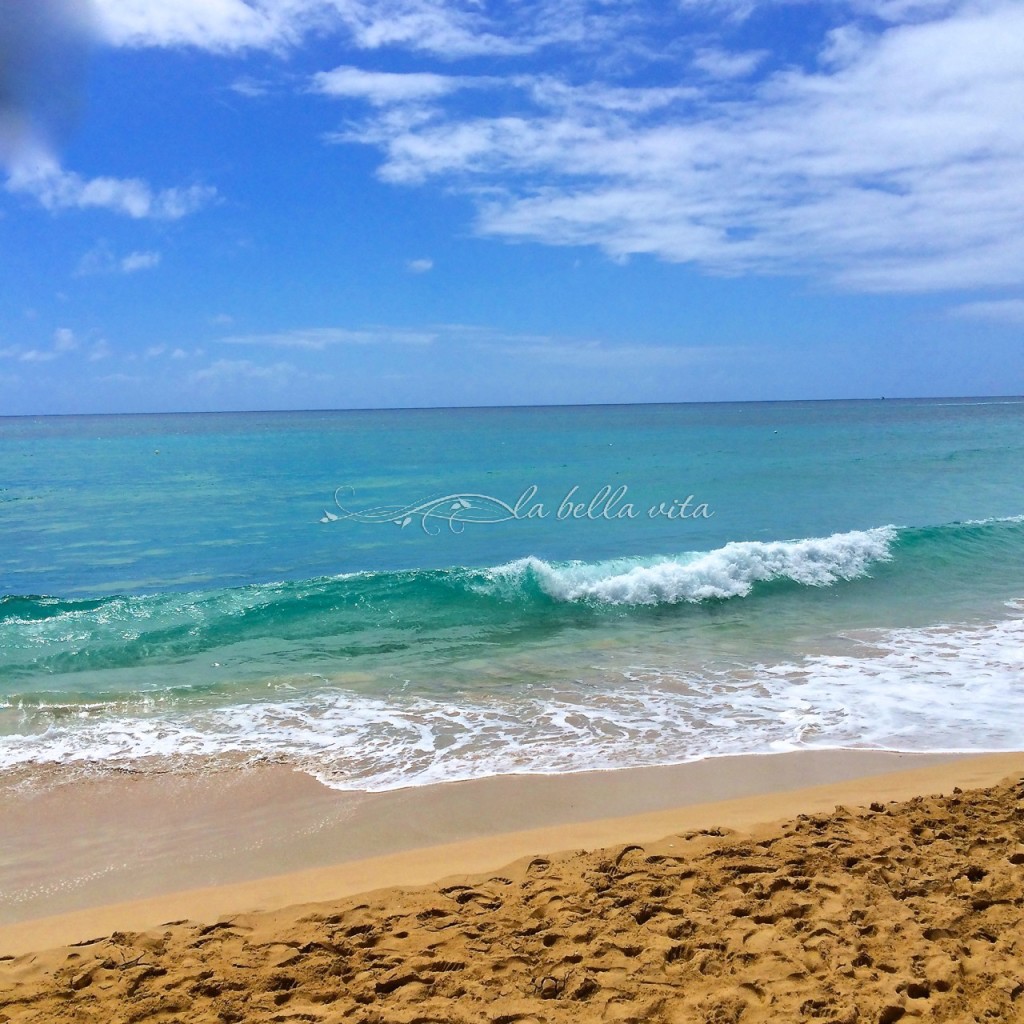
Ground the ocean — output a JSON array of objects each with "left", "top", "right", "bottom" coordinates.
[{"left": 2, "top": 399, "right": 1023, "bottom": 790}]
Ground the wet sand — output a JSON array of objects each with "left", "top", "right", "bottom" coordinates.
[
  {"left": 2, "top": 752, "right": 1024, "bottom": 1022},
  {"left": 0, "top": 750, "right": 966, "bottom": 931}
]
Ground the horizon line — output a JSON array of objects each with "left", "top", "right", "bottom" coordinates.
[{"left": 3, "top": 393, "right": 1024, "bottom": 421}]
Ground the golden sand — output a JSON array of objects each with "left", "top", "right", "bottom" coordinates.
[{"left": 2, "top": 759, "right": 1023, "bottom": 1023}]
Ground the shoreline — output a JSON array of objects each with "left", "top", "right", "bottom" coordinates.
[{"left": 4, "top": 748, "right": 1023, "bottom": 957}]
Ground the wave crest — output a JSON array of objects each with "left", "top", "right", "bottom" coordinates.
[{"left": 486, "top": 527, "right": 897, "bottom": 606}]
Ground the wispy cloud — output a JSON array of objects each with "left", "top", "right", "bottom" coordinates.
[
  {"left": 95, "top": 371, "right": 144, "bottom": 384},
  {"left": 91, "top": 0, "right": 303, "bottom": 52},
  {"left": 516, "top": 77, "right": 699, "bottom": 115},
  {"left": 850, "top": 0, "right": 961, "bottom": 21},
  {"left": 431, "top": 323, "right": 747, "bottom": 369},
  {"left": 88, "top": 340, "right": 112, "bottom": 362},
  {"left": 949, "top": 299, "right": 1024, "bottom": 326},
  {"left": 312, "top": 66, "right": 465, "bottom": 106},
  {"left": 18, "top": 0, "right": 1020, "bottom": 308},
  {"left": 406, "top": 258, "right": 434, "bottom": 273},
  {"left": 678, "top": 0, "right": 959, "bottom": 23},
  {"left": 0, "top": 13, "right": 212, "bottom": 226},
  {"left": 691, "top": 47, "right": 768, "bottom": 79},
  {"left": 1, "top": 327, "right": 82, "bottom": 362},
  {"left": 219, "top": 326, "right": 437, "bottom": 349},
  {"left": 76, "top": 243, "right": 163, "bottom": 276},
  {"left": 7, "top": 156, "right": 216, "bottom": 219},
  {"left": 53, "top": 327, "right": 77, "bottom": 352},
  {"left": 488, "top": 338, "right": 746, "bottom": 369},
  {"left": 215, "top": 319, "right": 727, "bottom": 372},
  {"left": 92, "top": 0, "right": 632, "bottom": 58},
  {"left": 190, "top": 358, "right": 325, "bottom": 387},
  {"left": 192, "top": 359, "right": 292, "bottom": 384},
  {"left": 312, "top": 0, "right": 552, "bottom": 58},
  {"left": 120, "top": 250, "right": 162, "bottom": 272},
  {"left": 229, "top": 76, "right": 274, "bottom": 98},
  {"left": 325, "top": 1, "right": 1024, "bottom": 293},
  {"left": 19, "top": 349, "right": 59, "bottom": 363}
]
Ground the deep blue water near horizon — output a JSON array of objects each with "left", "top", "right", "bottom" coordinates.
[{"left": 2, "top": 397, "right": 1024, "bottom": 790}]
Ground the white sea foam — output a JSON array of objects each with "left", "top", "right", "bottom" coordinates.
[
  {"left": 2, "top": 610, "right": 1022, "bottom": 791},
  {"left": 487, "top": 527, "right": 897, "bottom": 605}
]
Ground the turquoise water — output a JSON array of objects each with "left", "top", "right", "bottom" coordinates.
[{"left": 2, "top": 399, "right": 1023, "bottom": 788}]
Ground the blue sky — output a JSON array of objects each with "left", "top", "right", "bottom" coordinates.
[{"left": 1, "top": 0, "right": 1022, "bottom": 414}]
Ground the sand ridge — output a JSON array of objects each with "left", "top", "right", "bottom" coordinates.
[{"left": 2, "top": 774, "right": 1024, "bottom": 1023}]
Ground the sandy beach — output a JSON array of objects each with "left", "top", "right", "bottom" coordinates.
[{"left": 2, "top": 751, "right": 1023, "bottom": 1022}]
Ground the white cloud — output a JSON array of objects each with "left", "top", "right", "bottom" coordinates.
[
  {"left": 679, "top": 0, "right": 960, "bottom": 22},
  {"left": 334, "top": 1, "right": 1024, "bottom": 293},
  {"left": 53, "top": 327, "right": 77, "bottom": 351},
  {"left": 692, "top": 47, "right": 768, "bottom": 79},
  {"left": 96, "top": 371, "right": 144, "bottom": 384},
  {"left": 676, "top": 0, "right": 759, "bottom": 20},
  {"left": 120, "top": 250, "right": 162, "bottom": 272},
  {"left": 517, "top": 77, "right": 699, "bottom": 115},
  {"left": 313, "top": 66, "right": 463, "bottom": 105},
  {"left": 819, "top": 24, "right": 872, "bottom": 68},
  {"left": 489, "top": 338, "right": 745, "bottom": 369},
  {"left": 7, "top": 155, "right": 216, "bottom": 219},
  {"left": 407, "top": 258, "right": 434, "bottom": 273},
  {"left": 230, "top": 76, "right": 273, "bottom": 97},
  {"left": 0, "top": 330, "right": 80, "bottom": 361},
  {"left": 89, "top": 340, "right": 112, "bottom": 361},
  {"left": 850, "top": 0, "right": 961, "bottom": 21},
  {"left": 76, "top": 243, "right": 163, "bottom": 275},
  {"left": 91, "top": 0, "right": 629, "bottom": 58},
  {"left": 13, "top": 1, "right": 1018, "bottom": 304},
  {"left": 420, "top": 323, "right": 747, "bottom": 369},
  {"left": 91, "top": 0, "right": 305, "bottom": 51},
  {"left": 216, "top": 320, "right": 711, "bottom": 373},
  {"left": 75, "top": 245, "right": 115, "bottom": 276},
  {"left": 219, "top": 326, "right": 437, "bottom": 348},
  {"left": 315, "top": 0, "right": 529, "bottom": 57},
  {"left": 191, "top": 358, "right": 319, "bottom": 386},
  {"left": 949, "top": 299, "right": 1024, "bottom": 326}
]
